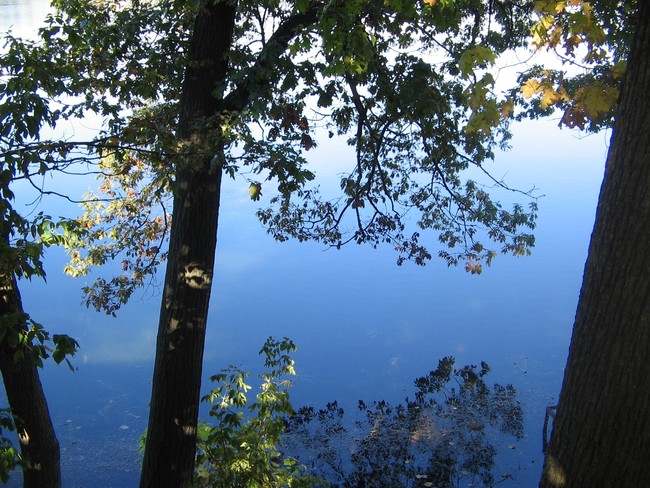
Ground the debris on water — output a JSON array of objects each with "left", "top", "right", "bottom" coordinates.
[{"left": 119, "top": 424, "right": 129, "bottom": 430}]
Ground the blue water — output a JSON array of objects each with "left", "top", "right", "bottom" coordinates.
[{"left": 2, "top": 2, "right": 610, "bottom": 486}]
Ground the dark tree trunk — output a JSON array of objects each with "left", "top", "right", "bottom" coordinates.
[
  {"left": 139, "top": 3, "right": 236, "bottom": 487},
  {"left": 539, "top": 4, "right": 650, "bottom": 487},
  {"left": 139, "top": 2, "right": 320, "bottom": 485},
  {"left": 0, "top": 275, "right": 60, "bottom": 488}
]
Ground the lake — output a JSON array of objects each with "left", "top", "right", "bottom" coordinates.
[{"left": 1, "top": 2, "right": 608, "bottom": 486}]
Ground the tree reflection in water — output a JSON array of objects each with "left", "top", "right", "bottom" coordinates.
[{"left": 283, "top": 357, "right": 524, "bottom": 487}]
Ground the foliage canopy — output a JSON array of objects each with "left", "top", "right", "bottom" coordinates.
[
  {"left": 0, "top": 0, "right": 636, "bottom": 310},
  {"left": 0, "top": 0, "right": 542, "bottom": 315}
]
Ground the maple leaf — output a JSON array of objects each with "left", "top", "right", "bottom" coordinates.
[
  {"left": 520, "top": 79, "right": 542, "bottom": 98},
  {"left": 560, "top": 106, "right": 586, "bottom": 129},
  {"left": 500, "top": 98, "right": 515, "bottom": 119},
  {"left": 540, "top": 88, "right": 561, "bottom": 109},
  {"left": 611, "top": 60, "right": 627, "bottom": 80},
  {"left": 459, "top": 45, "right": 496, "bottom": 79},
  {"left": 579, "top": 84, "right": 618, "bottom": 120},
  {"left": 539, "top": 15, "right": 556, "bottom": 30},
  {"left": 534, "top": 0, "right": 559, "bottom": 14}
]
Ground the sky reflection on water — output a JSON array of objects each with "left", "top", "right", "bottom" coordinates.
[
  {"left": 17, "top": 120, "right": 605, "bottom": 487},
  {"left": 1, "top": 2, "right": 609, "bottom": 486}
]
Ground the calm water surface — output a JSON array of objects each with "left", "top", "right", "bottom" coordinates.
[{"left": 1, "top": 2, "right": 608, "bottom": 486}]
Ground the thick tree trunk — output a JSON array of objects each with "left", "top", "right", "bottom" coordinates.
[
  {"left": 139, "top": 3, "right": 236, "bottom": 487},
  {"left": 0, "top": 275, "right": 60, "bottom": 488},
  {"left": 139, "top": 2, "right": 320, "bottom": 485},
  {"left": 539, "top": 4, "right": 650, "bottom": 487}
]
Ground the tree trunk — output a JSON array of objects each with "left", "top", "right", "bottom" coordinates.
[
  {"left": 139, "top": 3, "right": 236, "bottom": 487},
  {"left": 0, "top": 275, "right": 60, "bottom": 488},
  {"left": 539, "top": 4, "right": 650, "bottom": 487}
]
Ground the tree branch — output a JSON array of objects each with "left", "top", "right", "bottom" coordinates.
[{"left": 221, "top": 4, "right": 320, "bottom": 113}]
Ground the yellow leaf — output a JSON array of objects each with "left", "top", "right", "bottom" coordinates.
[
  {"left": 540, "top": 15, "right": 556, "bottom": 31},
  {"left": 520, "top": 79, "right": 541, "bottom": 98},
  {"left": 531, "top": 26, "right": 546, "bottom": 49},
  {"left": 249, "top": 182, "right": 262, "bottom": 201},
  {"left": 540, "top": 88, "right": 561, "bottom": 109}
]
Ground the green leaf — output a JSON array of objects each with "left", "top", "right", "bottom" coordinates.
[{"left": 459, "top": 45, "right": 496, "bottom": 79}]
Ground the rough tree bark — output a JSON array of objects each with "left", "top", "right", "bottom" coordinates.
[
  {"left": 138, "top": 2, "right": 237, "bottom": 487},
  {"left": 539, "top": 3, "right": 650, "bottom": 487},
  {"left": 0, "top": 274, "right": 60, "bottom": 488}
]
